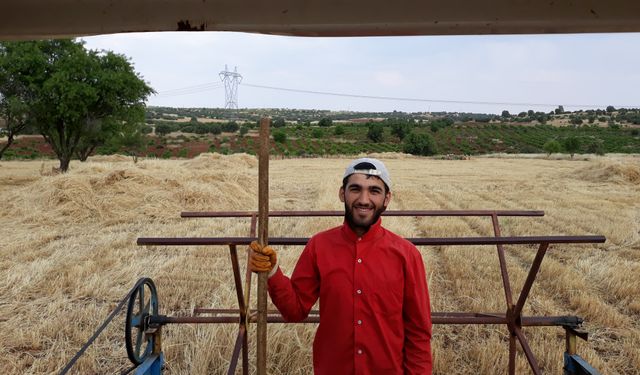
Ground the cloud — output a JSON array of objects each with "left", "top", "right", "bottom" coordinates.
[
  {"left": 373, "top": 71, "right": 405, "bottom": 87},
  {"left": 81, "top": 32, "right": 640, "bottom": 113}
]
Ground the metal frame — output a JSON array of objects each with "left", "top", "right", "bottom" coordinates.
[{"left": 135, "top": 209, "right": 605, "bottom": 374}]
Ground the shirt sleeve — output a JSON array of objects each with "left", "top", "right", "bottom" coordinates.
[
  {"left": 403, "top": 245, "right": 433, "bottom": 374},
  {"left": 267, "top": 241, "right": 320, "bottom": 322}
]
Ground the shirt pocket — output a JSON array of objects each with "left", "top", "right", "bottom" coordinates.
[{"left": 371, "top": 271, "right": 403, "bottom": 315}]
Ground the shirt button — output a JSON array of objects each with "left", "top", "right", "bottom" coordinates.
[
  {"left": 357, "top": 349, "right": 363, "bottom": 355},
  {"left": 356, "top": 289, "right": 362, "bottom": 295},
  {"left": 357, "top": 258, "right": 362, "bottom": 263},
  {"left": 357, "top": 320, "right": 362, "bottom": 325}
]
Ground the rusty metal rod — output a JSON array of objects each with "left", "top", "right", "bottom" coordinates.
[
  {"left": 228, "top": 325, "right": 246, "bottom": 375},
  {"left": 193, "top": 308, "right": 240, "bottom": 315},
  {"left": 514, "top": 326, "right": 542, "bottom": 375},
  {"left": 491, "top": 213, "right": 516, "bottom": 375},
  {"left": 151, "top": 316, "right": 241, "bottom": 324},
  {"left": 491, "top": 214, "right": 514, "bottom": 308},
  {"left": 154, "top": 311, "right": 582, "bottom": 327},
  {"left": 513, "top": 242, "right": 550, "bottom": 318},
  {"left": 256, "top": 117, "right": 270, "bottom": 375},
  {"left": 242, "top": 214, "right": 257, "bottom": 375},
  {"left": 181, "top": 210, "right": 545, "bottom": 218},
  {"left": 229, "top": 245, "right": 246, "bottom": 316},
  {"left": 137, "top": 235, "right": 605, "bottom": 247},
  {"left": 509, "top": 334, "right": 516, "bottom": 375}
]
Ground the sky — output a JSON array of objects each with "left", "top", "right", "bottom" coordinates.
[{"left": 81, "top": 32, "right": 640, "bottom": 115}]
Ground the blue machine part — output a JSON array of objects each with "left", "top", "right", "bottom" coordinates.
[
  {"left": 134, "top": 353, "right": 164, "bottom": 375},
  {"left": 564, "top": 353, "right": 601, "bottom": 375}
]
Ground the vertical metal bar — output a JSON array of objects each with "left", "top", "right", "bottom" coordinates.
[
  {"left": 565, "top": 328, "right": 577, "bottom": 355},
  {"left": 514, "top": 327, "right": 542, "bottom": 375},
  {"left": 491, "top": 213, "right": 514, "bottom": 307},
  {"left": 242, "top": 327, "right": 249, "bottom": 375},
  {"left": 256, "top": 118, "right": 270, "bottom": 375},
  {"left": 229, "top": 245, "right": 246, "bottom": 313},
  {"left": 242, "top": 214, "right": 257, "bottom": 375},
  {"left": 508, "top": 334, "right": 516, "bottom": 375},
  {"left": 492, "top": 213, "right": 517, "bottom": 375},
  {"left": 513, "top": 243, "right": 549, "bottom": 317},
  {"left": 227, "top": 327, "right": 246, "bottom": 375},
  {"left": 230, "top": 245, "right": 247, "bottom": 375},
  {"left": 250, "top": 213, "right": 257, "bottom": 238}
]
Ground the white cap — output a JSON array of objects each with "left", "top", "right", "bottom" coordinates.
[{"left": 343, "top": 158, "right": 391, "bottom": 190}]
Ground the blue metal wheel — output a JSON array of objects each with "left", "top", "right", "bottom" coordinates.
[{"left": 125, "top": 278, "right": 159, "bottom": 365}]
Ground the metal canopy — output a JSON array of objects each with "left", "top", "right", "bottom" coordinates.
[{"left": 1, "top": 0, "right": 639, "bottom": 40}]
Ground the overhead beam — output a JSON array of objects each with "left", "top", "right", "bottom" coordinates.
[{"left": 1, "top": 0, "right": 640, "bottom": 40}]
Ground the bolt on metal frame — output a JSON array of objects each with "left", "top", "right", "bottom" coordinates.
[{"left": 136, "top": 209, "right": 605, "bottom": 375}]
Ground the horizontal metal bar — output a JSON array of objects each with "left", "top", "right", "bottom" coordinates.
[
  {"left": 150, "top": 316, "right": 240, "bottom": 324},
  {"left": 194, "top": 308, "right": 240, "bottom": 315},
  {"left": 181, "top": 210, "right": 545, "bottom": 218},
  {"left": 156, "top": 310, "right": 583, "bottom": 327},
  {"left": 137, "top": 235, "right": 605, "bottom": 247}
]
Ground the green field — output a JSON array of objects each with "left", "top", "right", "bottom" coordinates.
[{"left": 4, "top": 122, "right": 639, "bottom": 161}]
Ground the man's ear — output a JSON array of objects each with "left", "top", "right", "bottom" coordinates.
[
  {"left": 338, "top": 186, "right": 345, "bottom": 202},
  {"left": 383, "top": 191, "right": 392, "bottom": 208}
]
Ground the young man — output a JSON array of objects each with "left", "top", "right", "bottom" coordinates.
[{"left": 250, "top": 157, "right": 432, "bottom": 374}]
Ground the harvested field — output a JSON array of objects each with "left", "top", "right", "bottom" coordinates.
[{"left": 0, "top": 153, "right": 639, "bottom": 374}]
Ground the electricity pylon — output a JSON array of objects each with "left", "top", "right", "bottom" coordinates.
[{"left": 219, "top": 65, "right": 242, "bottom": 109}]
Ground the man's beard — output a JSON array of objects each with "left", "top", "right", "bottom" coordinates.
[{"left": 344, "top": 202, "right": 386, "bottom": 234}]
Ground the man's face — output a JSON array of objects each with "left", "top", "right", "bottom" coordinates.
[{"left": 339, "top": 173, "right": 391, "bottom": 234}]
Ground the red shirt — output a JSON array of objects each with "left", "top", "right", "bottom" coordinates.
[{"left": 268, "top": 219, "right": 432, "bottom": 374}]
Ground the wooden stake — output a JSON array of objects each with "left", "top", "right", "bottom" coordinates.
[{"left": 257, "top": 118, "right": 270, "bottom": 375}]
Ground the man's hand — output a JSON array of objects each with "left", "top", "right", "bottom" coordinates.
[{"left": 249, "top": 241, "right": 278, "bottom": 276}]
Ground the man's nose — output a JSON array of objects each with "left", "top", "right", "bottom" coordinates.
[{"left": 355, "top": 190, "right": 371, "bottom": 204}]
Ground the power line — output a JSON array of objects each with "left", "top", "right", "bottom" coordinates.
[{"left": 241, "top": 82, "right": 634, "bottom": 110}]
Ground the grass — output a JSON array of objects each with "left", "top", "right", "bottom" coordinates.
[{"left": 0, "top": 153, "right": 639, "bottom": 374}]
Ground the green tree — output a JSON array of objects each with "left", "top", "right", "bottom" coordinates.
[
  {"left": 390, "top": 122, "right": 410, "bottom": 140},
  {"left": 563, "top": 136, "right": 581, "bottom": 159},
  {"left": 367, "top": 124, "right": 384, "bottom": 143},
  {"left": 0, "top": 39, "right": 153, "bottom": 171},
  {"left": 501, "top": 110, "right": 511, "bottom": 118},
  {"left": 273, "top": 130, "right": 287, "bottom": 143},
  {"left": 542, "top": 139, "right": 562, "bottom": 157},
  {"left": 155, "top": 123, "right": 174, "bottom": 136},
  {"left": 0, "top": 96, "right": 30, "bottom": 159},
  {"left": 333, "top": 125, "right": 345, "bottom": 136},
  {"left": 569, "top": 116, "right": 583, "bottom": 126},
  {"left": 272, "top": 118, "right": 286, "bottom": 128},
  {"left": 403, "top": 132, "right": 437, "bottom": 156},
  {"left": 318, "top": 118, "right": 332, "bottom": 127},
  {"left": 586, "top": 140, "right": 605, "bottom": 156},
  {"left": 106, "top": 122, "right": 146, "bottom": 162},
  {"left": 221, "top": 121, "right": 239, "bottom": 133},
  {"left": 312, "top": 128, "right": 324, "bottom": 138}
]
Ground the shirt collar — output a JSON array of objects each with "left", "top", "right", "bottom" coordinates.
[{"left": 341, "top": 217, "right": 384, "bottom": 243}]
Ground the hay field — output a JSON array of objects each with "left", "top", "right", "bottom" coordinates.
[{"left": 1, "top": 153, "right": 639, "bottom": 374}]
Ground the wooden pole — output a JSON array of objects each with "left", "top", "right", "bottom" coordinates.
[{"left": 257, "top": 118, "right": 270, "bottom": 375}]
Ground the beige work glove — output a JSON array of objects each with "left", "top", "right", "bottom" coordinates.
[{"left": 249, "top": 241, "right": 278, "bottom": 277}]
